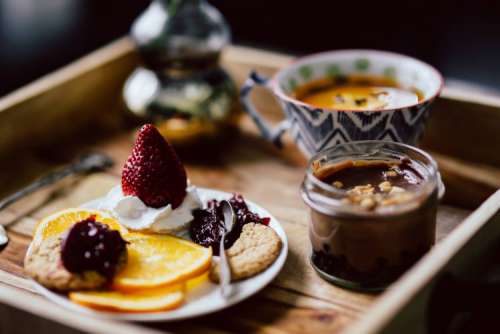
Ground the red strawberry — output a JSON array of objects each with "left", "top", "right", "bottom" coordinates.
[{"left": 122, "top": 124, "right": 187, "bottom": 208}]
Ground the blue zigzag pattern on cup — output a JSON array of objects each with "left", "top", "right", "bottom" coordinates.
[
  {"left": 286, "top": 103, "right": 335, "bottom": 149},
  {"left": 284, "top": 101, "right": 432, "bottom": 157},
  {"left": 291, "top": 103, "right": 332, "bottom": 125},
  {"left": 294, "top": 127, "right": 350, "bottom": 156},
  {"left": 337, "top": 112, "right": 390, "bottom": 137},
  {"left": 388, "top": 109, "right": 426, "bottom": 143},
  {"left": 287, "top": 103, "right": 334, "bottom": 142},
  {"left": 349, "top": 111, "right": 384, "bottom": 127}
]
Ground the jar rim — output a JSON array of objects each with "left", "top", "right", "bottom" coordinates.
[{"left": 302, "top": 140, "right": 442, "bottom": 217}]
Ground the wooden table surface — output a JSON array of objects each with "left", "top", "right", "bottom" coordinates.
[{"left": 0, "top": 121, "right": 470, "bottom": 334}]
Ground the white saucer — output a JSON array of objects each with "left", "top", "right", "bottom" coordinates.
[{"left": 28, "top": 188, "right": 288, "bottom": 322}]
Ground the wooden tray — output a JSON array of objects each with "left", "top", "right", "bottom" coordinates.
[{"left": 0, "top": 38, "right": 498, "bottom": 334}]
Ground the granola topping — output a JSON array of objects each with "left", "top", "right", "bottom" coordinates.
[
  {"left": 342, "top": 180, "right": 415, "bottom": 210},
  {"left": 332, "top": 181, "right": 344, "bottom": 189},
  {"left": 314, "top": 159, "right": 424, "bottom": 211}
]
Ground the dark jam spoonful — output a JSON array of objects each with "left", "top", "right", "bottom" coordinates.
[
  {"left": 61, "top": 216, "right": 127, "bottom": 279},
  {"left": 190, "top": 194, "right": 270, "bottom": 255}
]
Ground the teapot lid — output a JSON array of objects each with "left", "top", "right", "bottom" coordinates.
[{"left": 132, "top": 0, "right": 230, "bottom": 70}]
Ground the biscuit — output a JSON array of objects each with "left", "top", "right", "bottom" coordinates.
[
  {"left": 24, "top": 236, "right": 106, "bottom": 291},
  {"left": 210, "top": 223, "right": 282, "bottom": 282}
]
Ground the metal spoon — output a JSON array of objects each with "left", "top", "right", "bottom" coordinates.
[
  {"left": 0, "top": 152, "right": 113, "bottom": 214},
  {"left": 219, "top": 200, "right": 236, "bottom": 299}
]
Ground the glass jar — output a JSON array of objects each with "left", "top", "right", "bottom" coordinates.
[{"left": 301, "top": 141, "right": 444, "bottom": 292}]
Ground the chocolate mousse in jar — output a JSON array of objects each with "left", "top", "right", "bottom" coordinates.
[{"left": 301, "top": 141, "right": 444, "bottom": 292}]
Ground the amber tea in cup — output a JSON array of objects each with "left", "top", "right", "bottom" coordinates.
[{"left": 293, "top": 74, "right": 424, "bottom": 111}]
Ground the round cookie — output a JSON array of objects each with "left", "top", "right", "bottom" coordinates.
[
  {"left": 210, "top": 223, "right": 282, "bottom": 282},
  {"left": 24, "top": 236, "right": 107, "bottom": 291}
]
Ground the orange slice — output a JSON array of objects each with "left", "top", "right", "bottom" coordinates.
[
  {"left": 113, "top": 233, "right": 212, "bottom": 291},
  {"left": 33, "top": 208, "right": 127, "bottom": 246},
  {"left": 69, "top": 284, "right": 184, "bottom": 313},
  {"left": 186, "top": 271, "right": 209, "bottom": 291}
]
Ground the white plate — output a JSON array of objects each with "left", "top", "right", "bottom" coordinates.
[{"left": 28, "top": 188, "right": 288, "bottom": 322}]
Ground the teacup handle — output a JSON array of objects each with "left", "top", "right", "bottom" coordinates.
[{"left": 240, "top": 71, "right": 290, "bottom": 148}]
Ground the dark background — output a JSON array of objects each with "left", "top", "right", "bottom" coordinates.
[{"left": 1, "top": 0, "right": 499, "bottom": 97}]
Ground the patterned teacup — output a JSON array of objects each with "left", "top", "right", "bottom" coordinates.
[{"left": 240, "top": 50, "right": 443, "bottom": 157}]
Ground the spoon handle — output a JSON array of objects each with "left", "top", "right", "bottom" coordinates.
[
  {"left": 0, "top": 153, "right": 113, "bottom": 216},
  {"left": 219, "top": 230, "right": 231, "bottom": 298},
  {"left": 219, "top": 200, "right": 235, "bottom": 299}
]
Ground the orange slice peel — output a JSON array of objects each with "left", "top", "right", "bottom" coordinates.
[
  {"left": 69, "top": 284, "right": 185, "bottom": 313},
  {"left": 32, "top": 208, "right": 127, "bottom": 247}
]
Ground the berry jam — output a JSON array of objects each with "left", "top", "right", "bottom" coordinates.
[
  {"left": 61, "top": 216, "right": 127, "bottom": 279},
  {"left": 190, "top": 194, "right": 270, "bottom": 255}
]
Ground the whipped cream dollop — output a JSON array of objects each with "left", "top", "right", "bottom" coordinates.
[{"left": 84, "top": 184, "right": 201, "bottom": 235}]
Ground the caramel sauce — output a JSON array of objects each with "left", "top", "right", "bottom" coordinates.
[{"left": 315, "top": 159, "right": 423, "bottom": 192}]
